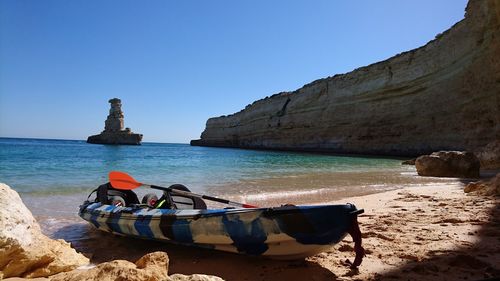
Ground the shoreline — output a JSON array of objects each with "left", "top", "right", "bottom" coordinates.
[
  {"left": 16, "top": 176, "right": 497, "bottom": 281},
  {"left": 21, "top": 168, "right": 461, "bottom": 226}
]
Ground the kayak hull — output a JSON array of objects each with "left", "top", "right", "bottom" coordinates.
[{"left": 79, "top": 202, "right": 362, "bottom": 259}]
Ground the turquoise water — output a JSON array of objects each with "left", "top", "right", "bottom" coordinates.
[
  {"left": 3, "top": 137, "right": 450, "bottom": 242},
  {"left": 0, "top": 137, "right": 405, "bottom": 197}
]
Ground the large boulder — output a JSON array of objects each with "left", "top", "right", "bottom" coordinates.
[
  {"left": 0, "top": 183, "right": 89, "bottom": 279},
  {"left": 415, "top": 151, "right": 480, "bottom": 178}
]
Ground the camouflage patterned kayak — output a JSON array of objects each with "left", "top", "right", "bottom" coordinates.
[{"left": 79, "top": 201, "right": 365, "bottom": 262}]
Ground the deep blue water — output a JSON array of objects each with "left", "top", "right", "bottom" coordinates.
[{"left": 0, "top": 137, "right": 405, "bottom": 196}]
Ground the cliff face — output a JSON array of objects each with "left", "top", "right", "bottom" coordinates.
[{"left": 191, "top": 0, "right": 500, "bottom": 157}]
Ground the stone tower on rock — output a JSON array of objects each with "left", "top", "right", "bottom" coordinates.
[{"left": 87, "top": 98, "right": 143, "bottom": 145}]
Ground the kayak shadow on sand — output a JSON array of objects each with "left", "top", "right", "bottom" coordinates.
[{"left": 52, "top": 223, "right": 344, "bottom": 281}]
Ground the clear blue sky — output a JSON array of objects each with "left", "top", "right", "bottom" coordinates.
[{"left": 0, "top": 0, "right": 468, "bottom": 143}]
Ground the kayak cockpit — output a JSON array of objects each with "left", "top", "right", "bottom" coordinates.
[{"left": 85, "top": 182, "right": 207, "bottom": 210}]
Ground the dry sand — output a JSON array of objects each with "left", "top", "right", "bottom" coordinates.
[
  {"left": 323, "top": 183, "right": 499, "bottom": 280},
  {"left": 48, "top": 180, "right": 499, "bottom": 281}
]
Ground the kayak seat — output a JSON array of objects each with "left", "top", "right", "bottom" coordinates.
[
  {"left": 155, "top": 184, "right": 207, "bottom": 210},
  {"left": 96, "top": 182, "right": 140, "bottom": 206},
  {"left": 141, "top": 193, "right": 159, "bottom": 207}
]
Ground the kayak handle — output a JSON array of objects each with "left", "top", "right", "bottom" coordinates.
[{"left": 350, "top": 209, "right": 364, "bottom": 216}]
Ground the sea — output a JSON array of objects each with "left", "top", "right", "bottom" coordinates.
[{"left": 0, "top": 137, "right": 455, "bottom": 246}]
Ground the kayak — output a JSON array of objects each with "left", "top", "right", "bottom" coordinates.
[{"left": 79, "top": 200, "right": 364, "bottom": 261}]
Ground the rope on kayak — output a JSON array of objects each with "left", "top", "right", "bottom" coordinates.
[{"left": 347, "top": 215, "right": 365, "bottom": 269}]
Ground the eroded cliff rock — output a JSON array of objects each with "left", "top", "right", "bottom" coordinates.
[
  {"left": 192, "top": 0, "right": 500, "bottom": 160},
  {"left": 0, "top": 183, "right": 89, "bottom": 279},
  {"left": 87, "top": 98, "right": 143, "bottom": 145}
]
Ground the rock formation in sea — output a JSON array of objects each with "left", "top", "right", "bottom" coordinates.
[
  {"left": 0, "top": 183, "right": 89, "bottom": 278},
  {"left": 87, "top": 98, "right": 143, "bottom": 145},
  {"left": 191, "top": 0, "right": 500, "bottom": 167}
]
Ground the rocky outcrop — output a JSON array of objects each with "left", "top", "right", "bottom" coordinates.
[
  {"left": 0, "top": 183, "right": 89, "bottom": 279},
  {"left": 192, "top": 0, "right": 500, "bottom": 159},
  {"left": 415, "top": 151, "right": 480, "bottom": 178},
  {"left": 50, "top": 252, "right": 224, "bottom": 281},
  {"left": 474, "top": 140, "right": 500, "bottom": 169},
  {"left": 51, "top": 252, "right": 169, "bottom": 281},
  {"left": 464, "top": 173, "right": 500, "bottom": 195},
  {"left": 87, "top": 98, "right": 143, "bottom": 145}
]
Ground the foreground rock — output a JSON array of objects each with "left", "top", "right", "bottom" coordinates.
[
  {"left": 192, "top": 0, "right": 499, "bottom": 159},
  {"left": 50, "top": 252, "right": 223, "bottom": 281},
  {"left": 0, "top": 183, "right": 89, "bottom": 279},
  {"left": 464, "top": 173, "right": 500, "bottom": 196},
  {"left": 415, "top": 151, "right": 480, "bottom": 178},
  {"left": 87, "top": 98, "right": 143, "bottom": 145},
  {"left": 51, "top": 252, "right": 168, "bottom": 281}
]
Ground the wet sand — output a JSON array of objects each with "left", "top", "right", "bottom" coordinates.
[
  {"left": 39, "top": 179, "right": 499, "bottom": 281},
  {"left": 208, "top": 169, "right": 458, "bottom": 207}
]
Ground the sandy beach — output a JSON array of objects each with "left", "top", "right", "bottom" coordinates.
[{"left": 37, "top": 178, "right": 497, "bottom": 281}]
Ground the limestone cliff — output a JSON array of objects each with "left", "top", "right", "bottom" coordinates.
[{"left": 191, "top": 0, "right": 500, "bottom": 159}]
